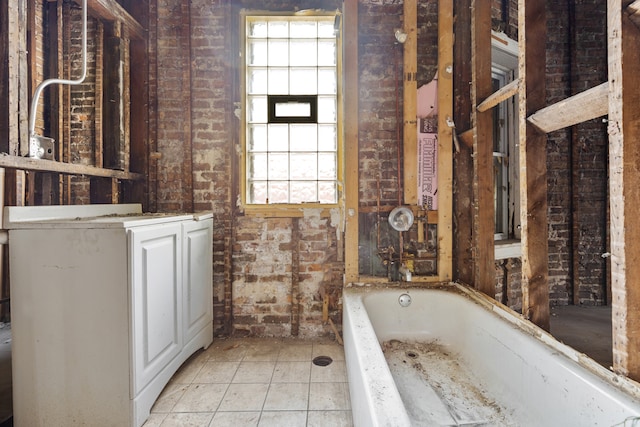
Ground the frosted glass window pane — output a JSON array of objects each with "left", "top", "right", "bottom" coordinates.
[
  {"left": 268, "top": 40, "right": 289, "bottom": 66},
  {"left": 318, "top": 182, "right": 337, "bottom": 203},
  {"left": 268, "top": 124, "right": 289, "bottom": 151},
  {"left": 268, "top": 21, "right": 288, "bottom": 37},
  {"left": 248, "top": 21, "right": 268, "bottom": 38},
  {"left": 248, "top": 124, "right": 267, "bottom": 151},
  {"left": 318, "top": 125, "right": 336, "bottom": 151},
  {"left": 248, "top": 96, "right": 267, "bottom": 122},
  {"left": 317, "top": 97, "right": 336, "bottom": 123},
  {"left": 290, "top": 182, "right": 317, "bottom": 203},
  {"left": 290, "top": 68, "right": 317, "bottom": 95},
  {"left": 268, "top": 182, "right": 289, "bottom": 203},
  {"left": 318, "top": 69, "right": 336, "bottom": 94},
  {"left": 248, "top": 40, "right": 267, "bottom": 66},
  {"left": 268, "top": 68, "right": 289, "bottom": 94},
  {"left": 290, "top": 124, "right": 317, "bottom": 151},
  {"left": 248, "top": 153, "right": 268, "bottom": 179},
  {"left": 248, "top": 68, "right": 267, "bottom": 94},
  {"left": 290, "top": 153, "right": 317, "bottom": 179},
  {"left": 290, "top": 41, "right": 317, "bottom": 66},
  {"left": 249, "top": 181, "right": 268, "bottom": 204},
  {"left": 318, "top": 21, "right": 335, "bottom": 38},
  {"left": 269, "top": 153, "right": 289, "bottom": 179},
  {"left": 318, "top": 153, "right": 336, "bottom": 179},
  {"left": 290, "top": 21, "right": 317, "bottom": 38},
  {"left": 318, "top": 40, "right": 336, "bottom": 66}
]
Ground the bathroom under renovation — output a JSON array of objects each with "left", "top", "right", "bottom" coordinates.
[{"left": 1, "top": 0, "right": 640, "bottom": 426}]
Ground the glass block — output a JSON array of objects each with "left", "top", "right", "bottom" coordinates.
[
  {"left": 248, "top": 40, "right": 268, "bottom": 66},
  {"left": 248, "top": 153, "right": 268, "bottom": 179},
  {"left": 317, "top": 97, "right": 336, "bottom": 123},
  {"left": 290, "top": 68, "right": 317, "bottom": 95},
  {"left": 290, "top": 153, "right": 317, "bottom": 179},
  {"left": 248, "top": 124, "right": 267, "bottom": 151},
  {"left": 268, "top": 40, "right": 289, "bottom": 66},
  {"left": 318, "top": 181, "right": 337, "bottom": 203},
  {"left": 318, "top": 69, "right": 337, "bottom": 94},
  {"left": 268, "top": 124, "right": 289, "bottom": 152},
  {"left": 290, "top": 124, "right": 317, "bottom": 151},
  {"left": 318, "top": 153, "right": 336, "bottom": 179},
  {"left": 268, "top": 153, "right": 289, "bottom": 179},
  {"left": 290, "top": 181, "right": 317, "bottom": 203},
  {"left": 290, "top": 21, "right": 317, "bottom": 38},
  {"left": 248, "top": 96, "right": 267, "bottom": 123},
  {"left": 268, "top": 181, "right": 289, "bottom": 203},
  {"left": 290, "top": 40, "right": 317, "bottom": 66},
  {"left": 249, "top": 181, "right": 268, "bottom": 204},
  {"left": 248, "top": 68, "right": 267, "bottom": 94},
  {"left": 318, "top": 40, "right": 336, "bottom": 66},
  {"left": 248, "top": 21, "right": 268, "bottom": 38},
  {"left": 268, "top": 21, "right": 289, "bottom": 38},
  {"left": 318, "top": 125, "right": 337, "bottom": 151},
  {"left": 318, "top": 21, "right": 335, "bottom": 38},
  {"left": 268, "top": 68, "right": 289, "bottom": 94}
]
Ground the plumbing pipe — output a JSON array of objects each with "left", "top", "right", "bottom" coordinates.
[{"left": 28, "top": 0, "right": 87, "bottom": 150}]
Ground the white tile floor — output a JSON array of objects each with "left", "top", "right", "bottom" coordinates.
[{"left": 143, "top": 338, "right": 352, "bottom": 427}]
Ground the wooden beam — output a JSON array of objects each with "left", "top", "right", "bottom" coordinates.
[
  {"left": 477, "top": 78, "right": 519, "bottom": 112},
  {"left": 0, "top": 155, "right": 143, "bottom": 180},
  {"left": 471, "top": 0, "right": 494, "bottom": 296},
  {"left": 608, "top": 0, "right": 640, "bottom": 382},
  {"left": 527, "top": 82, "right": 608, "bottom": 133},
  {"left": 519, "top": 0, "right": 550, "bottom": 331},
  {"left": 438, "top": 0, "right": 454, "bottom": 281},
  {"left": 343, "top": 0, "right": 359, "bottom": 283},
  {"left": 76, "top": 0, "right": 144, "bottom": 40},
  {"left": 403, "top": 0, "right": 418, "bottom": 205}
]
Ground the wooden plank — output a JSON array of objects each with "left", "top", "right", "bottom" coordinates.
[
  {"left": 75, "top": 0, "right": 144, "bottom": 40},
  {"left": 180, "top": 0, "right": 193, "bottom": 212},
  {"left": 519, "top": 0, "right": 550, "bottom": 331},
  {"left": 626, "top": 0, "right": 640, "bottom": 28},
  {"left": 608, "top": 0, "right": 640, "bottom": 381},
  {"left": 471, "top": 0, "right": 494, "bottom": 296},
  {"left": 403, "top": 0, "right": 418, "bottom": 205},
  {"left": 477, "top": 78, "right": 519, "bottom": 112},
  {"left": 343, "top": 0, "right": 359, "bottom": 283},
  {"left": 0, "top": 155, "right": 143, "bottom": 180},
  {"left": 438, "top": 0, "right": 454, "bottom": 281},
  {"left": 1, "top": 2, "right": 10, "bottom": 151},
  {"left": 527, "top": 82, "right": 608, "bottom": 133},
  {"left": 95, "top": 21, "right": 104, "bottom": 167},
  {"left": 452, "top": 0, "right": 474, "bottom": 284},
  {"left": 103, "top": 22, "right": 126, "bottom": 170}
]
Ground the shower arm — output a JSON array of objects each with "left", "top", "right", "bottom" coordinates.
[{"left": 28, "top": 0, "right": 87, "bottom": 141}]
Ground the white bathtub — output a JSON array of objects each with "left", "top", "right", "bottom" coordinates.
[{"left": 343, "top": 283, "right": 640, "bottom": 427}]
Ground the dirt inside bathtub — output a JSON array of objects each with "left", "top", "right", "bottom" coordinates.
[{"left": 382, "top": 340, "right": 518, "bottom": 426}]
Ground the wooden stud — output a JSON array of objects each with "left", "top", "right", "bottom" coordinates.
[
  {"left": 436, "top": 0, "right": 454, "bottom": 282},
  {"left": 527, "top": 82, "right": 608, "bottom": 133},
  {"left": 452, "top": 0, "right": 475, "bottom": 286},
  {"left": 180, "top": 0, "right": 193, "bottom": 212},
  {"left": 471, "top": 0, "right": 494, "bottom": 296},
  {"left": 519, "top": 0, "right": 550, "bottom": 330},
  {"left": 343, "top": 0, "right": 359, "bottom": 284},
  {"left": 403, "top": 0, "right": 418, "bottom": 205},
  {"left": 608, "top": 0, "right": 640, "bottom": 381}
]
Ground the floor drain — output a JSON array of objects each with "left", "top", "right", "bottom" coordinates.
[
  {"left": 312, "top": 355, "right": 333, "bottom": 366},
  {"left": 406, "top": 351, "right": 418, "bottom": 359}
]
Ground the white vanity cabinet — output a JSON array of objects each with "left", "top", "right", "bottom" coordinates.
[{"left": 4, "top": 204, "right": 213, "bottom": 427}]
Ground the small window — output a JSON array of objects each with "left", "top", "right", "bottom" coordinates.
[{"left": 242, "top": 14, "right": 341, "bottom": 206}]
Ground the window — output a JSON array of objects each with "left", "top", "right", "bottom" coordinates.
[
  {"left": 491, "top": 32, "right": 520, "bottom": 246},
  {"left": 242, "top": 14, "right": 341, "bottom": 206}
]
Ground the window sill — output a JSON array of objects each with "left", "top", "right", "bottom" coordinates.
[{"left": 495, "top": 239, "right": 521, "bottom": 260}]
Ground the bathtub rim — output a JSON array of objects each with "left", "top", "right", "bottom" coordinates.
[{"left": 343, "top": 281, "right": 640, "bottom": 404}]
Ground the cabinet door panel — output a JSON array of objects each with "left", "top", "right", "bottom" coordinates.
[
  {"left": 182, "top": 219, "right": 213, "bottom": 344},
  {"left": 130, "top": 224, "right": 183, "bottom": 395}
]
